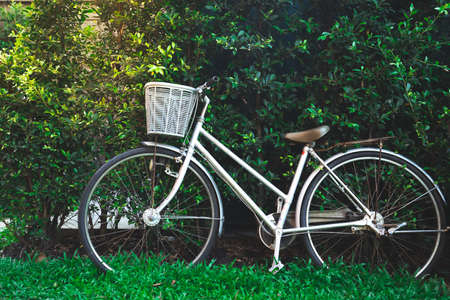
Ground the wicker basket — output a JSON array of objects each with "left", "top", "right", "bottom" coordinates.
[{"left": 144, "top": 82, "right": 198, "bottom": 138}]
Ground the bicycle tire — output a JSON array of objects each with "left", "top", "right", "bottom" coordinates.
[
  {"left": 79, "top": 147, "right": 219, "bottom": 272},
  {"left": 298, "top": 149, "right": 446, "bottom": 277}
]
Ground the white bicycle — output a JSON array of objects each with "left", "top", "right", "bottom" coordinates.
[{"left": 79, "top": 78, "right": 447, "bottom": 277}]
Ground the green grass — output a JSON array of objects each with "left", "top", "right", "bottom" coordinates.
[{"left": 0, "top": 255, "right": 448, "bottom": 299}]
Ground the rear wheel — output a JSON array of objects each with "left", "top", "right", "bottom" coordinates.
[
  {"left": 79, "top": 147, "right": 219, "bottom": 271},
  {"left": 299, "top": 149, "right": 446, "bottom": 277}
]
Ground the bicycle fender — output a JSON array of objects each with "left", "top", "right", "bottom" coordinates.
[{"left": 141, "top": 141, "right": 224, "bottom": 237}]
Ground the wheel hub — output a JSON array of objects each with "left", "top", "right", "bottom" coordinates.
[
  {"left": 373, "top": 212, "right": 386, "bottom": 235},
  {"left": 373, "top": 212, "right": 384, "bottom": 226},
  {"left": 351, "top": 212, "right": 386, "bottom": 235},
  {"left": 143, "top": 208, "right": 161, "bottom": 226}
]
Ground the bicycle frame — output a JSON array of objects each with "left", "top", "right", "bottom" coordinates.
[
  {"left": 151, "top": 95, "right": 375, "bottom": 271},
  {"left": 193, "top": 128, "right": 371, "bottom": 233}
]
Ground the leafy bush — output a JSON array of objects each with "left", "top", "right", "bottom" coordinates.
[
  {"left": 0, "top": 225, "right": 17, "bottom": 250},
  {"left": 0, "top": 0, "right": 448, "bottom": 250},
  {"left": 0, "top": 0, "right": 171, "bottom": 248},
  {"left": 92, "top": 0, "right": 321, "bottom": 203},
  {"left": 94, "top": 0, "right": 449, "bottom": 203},
  {"left": 0, "top": 0, "right": 102, "bottom": 248},
  {"left": 0, "top": 3, "right": 28, "bottom": 50},
  {"left": 302, "top": 1, "right": 449, "bottom": 189}
]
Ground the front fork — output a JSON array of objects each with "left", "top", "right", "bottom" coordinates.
[
  {"left": 154, "top": 125, "right": 203, "bottom": 215},
  {"left": 152, "top": 97, "right": 211, "bottom": 216}
]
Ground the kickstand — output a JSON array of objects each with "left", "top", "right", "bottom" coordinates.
[{"left": 269, "top": 259, "right": 285, "bottom": 274}]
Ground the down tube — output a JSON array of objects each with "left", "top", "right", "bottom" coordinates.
[{"left": 194, "top": 142, "right": 277, "bottom": 232}]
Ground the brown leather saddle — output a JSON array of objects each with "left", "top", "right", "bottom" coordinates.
[{"left": 284, "top": 126, "right": 330, "bottom": 144}]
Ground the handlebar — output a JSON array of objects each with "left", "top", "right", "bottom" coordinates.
[{"left": 196, "top": 76, "right": 219, "bottom": 93}]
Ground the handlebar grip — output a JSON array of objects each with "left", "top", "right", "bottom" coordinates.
[
  {"left": 206, "top": 76, "right": 219, "bottom": 87},
  {"left": 197, "top": 76, "right": 219, "bottom": 91}
]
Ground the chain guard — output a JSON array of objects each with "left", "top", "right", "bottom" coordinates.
[{"left": 258, "top": 213, "right": 296, "bottom": 250}]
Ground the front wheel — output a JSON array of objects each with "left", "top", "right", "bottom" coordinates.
[
  {"left": 298, "top": 149, "right": 446, "bottom": 277},
  {"left": 79, "top": 147, "right": 219, "bottom": 272}
]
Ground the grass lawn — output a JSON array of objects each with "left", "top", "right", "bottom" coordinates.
[{"left": 0, "top": 255, "right": 448, "bottom": 299}]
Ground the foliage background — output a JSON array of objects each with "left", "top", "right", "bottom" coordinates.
[{"left": 0, "top": 0, "right": 448, "bottom": 249}]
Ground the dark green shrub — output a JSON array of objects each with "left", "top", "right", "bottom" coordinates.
[
  {"left": 93, "top": 1, "right": 318, "bottom": 205},
  {"left": 0, "top": 3, "right": 28, "bottom": 50},
  {"left": 302, "top": 1, "right": 449, "bottom": 191},
  {"left": 0, "top": 0, "right": 447, "bottom": 250},
  {"left": 94, "top": 0, "right": 448, "bottom": 204}
]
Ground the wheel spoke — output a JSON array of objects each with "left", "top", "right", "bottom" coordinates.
[{"left": 383, "top": 187, "right": 437, "bottom": 219}]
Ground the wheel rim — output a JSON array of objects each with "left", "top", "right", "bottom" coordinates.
[
  {"left": 304, "top": 154, "right": 442, "bottom": 277},
  {"left": 81, "top": 150, "right": 217, "bottom": 270}
]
